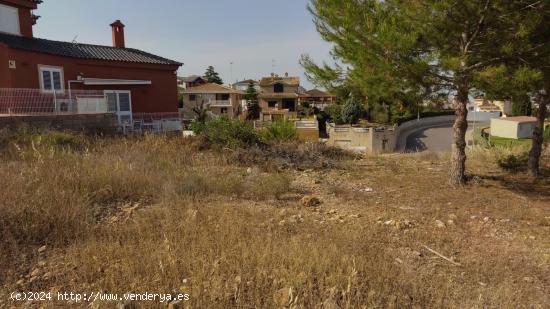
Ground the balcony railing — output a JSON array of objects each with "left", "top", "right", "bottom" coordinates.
[{"left": 0, "top": 88, "right": 114, "bottom": 115}]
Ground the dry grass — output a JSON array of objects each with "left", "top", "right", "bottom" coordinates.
[{"left": 0, "top": 131, "right": 548, "bottom": 308}]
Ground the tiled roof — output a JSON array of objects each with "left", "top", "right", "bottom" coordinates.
[
  {"left": 259, "top": 93, "right": 300, "bottom": 99},
  {"left": 179, "top": 75, "right": 205, "bottom": 83},
  {"left": 0, "top": 32, "right": 181, "bottom": 66},
  {"left": 259, "top": 76, "right": 300, "bottom": 87},
  {"left": 305, "top": 89, "right": 334, "bottom": 97},
  {"left": 182, "top": 83, "right": 242, "bottom": 94}
]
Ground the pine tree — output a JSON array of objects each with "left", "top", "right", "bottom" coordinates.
[
  {"left": 244, "top": 81, "right": 261, "bottom": 120},
  {"left": 511, "top": 93, "right": 532, "bottom": 116},
  {"left": 303, "top": 0, "right": 547, "bottom": 185},
  {"left": 204, "top": 66, "right": 223, "bottom": 84}
]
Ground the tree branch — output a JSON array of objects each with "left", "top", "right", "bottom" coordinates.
[{"left": 464, "top": 0, "right": 491, "bottom": 53}]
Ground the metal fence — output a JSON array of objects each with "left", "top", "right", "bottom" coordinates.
[
  {"left": 0, "top": 88, "right": 185, "bottom": 134},
  {"left": 0, "top": 88, "right": 115, "bottom": 115}
]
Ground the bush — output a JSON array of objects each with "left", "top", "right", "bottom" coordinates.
[
  {"left": 325, "top": 104, "right": 344, "bottom": 124},
  {"left": 194, "top": 117, "right": 259, "bottom": 148},
  {"left": 258, "top": 119, "right": 297, "bottom": 142},
  {"left": 371, "top": 103, "right": 390, "bottom": 124},
  {"left": 341, "top": 97, "right": 365, "bottom": 124},
  {"left": 497, "top": 152, "right": 529, "bottom": 172}
]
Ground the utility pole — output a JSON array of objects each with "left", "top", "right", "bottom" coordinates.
[{"left": 229, "top": 61, "right": 233, "bottom": 86}]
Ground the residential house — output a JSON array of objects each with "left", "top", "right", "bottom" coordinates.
[
  {"left": 178, "top": 75, "right": 206, "bottom": 90},
  {"left": 181, "top": 83, "right": 243, "bottom": 120},
  {"left": 300, "top": 89, "right": 336, "bottom": 110},
  {"left": 491, "top": 116, "right": 537, "bottom": 139},
  {"left": 233, "top": 79, "right": 260, "bottom": 92},
  {"left": 0, "top": 0, "right": 181, "bottom": 128},
  {"left": 258, "top": 73, "right": 300, "bottom": 121},
  {"left": 233, "top": 79, "right": 260, "bottom": 114},
  {"left": 473, "top": 96, "right": 513, "bottom": 116}
]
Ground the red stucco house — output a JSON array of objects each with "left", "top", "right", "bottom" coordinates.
[{"left": 0, "top": 0, "right": 182, "bottom": 126}]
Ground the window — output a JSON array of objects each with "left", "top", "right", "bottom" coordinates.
[
  {"left": 0, "top": 4, "right": 20, "bottom": 35},
  {"left": 39, "top": 66, "right": 64, "bottom": 93},
  {"left": 220, "top": 107, "right": 228, "bottom": 114},
  {"left": 268, "top": 101, "right": 277, "bottom": 108},
  {"left": 274, "top": 83, "right": 284, "bottom": 93},
  {"left": 221, "top": 94, "right": 230, "bottom": 100},
  {"left": 189, "top": 94, "right": 196, "bottom": 101}
]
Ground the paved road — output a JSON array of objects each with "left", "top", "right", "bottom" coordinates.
[{"left": 405, "top": 122, "right": 489, "bottom": 152}]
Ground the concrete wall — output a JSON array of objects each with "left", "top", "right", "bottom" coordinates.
[
  {"left": 467, "top": 111, "right": 501, "bottom": 122},
  {"left": 491, "top": 119, "right": 518, "bottom": 139},
  {"left": 295, "top": 120, "right": 319, "bottom": 142},
  {"left": 326, "top": 124, "right": 396, "bottom": 153},
  {"left": 490, "top": 118, "right": 537, "bottom": 139},
  {"left": 0, "top": 113, "right": 118, "bottom": 134}
]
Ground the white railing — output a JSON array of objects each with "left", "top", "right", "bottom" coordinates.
[
  {"left": 0, "top": 88, "right": 115, "bottom": 115},
  {"left": 127, "top": 112, "right": 183, "bottom": 133}
]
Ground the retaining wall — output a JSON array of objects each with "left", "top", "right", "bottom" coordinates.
[{"left": 0, "top": 113, "right": 118, "bottom": 135}]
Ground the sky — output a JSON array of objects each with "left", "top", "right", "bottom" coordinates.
[{"left": 33, "top": 0, "right": 333, "bottom": 89}]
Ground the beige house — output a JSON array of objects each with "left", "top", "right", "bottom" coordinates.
[
  {"left": 490, "top": 116, "right": 537, "bottom": 139},
  {"left": 473, "top": 97, "right": 513, "bottom": 115},
  {"left": 300, "top": 89, "right": 336, "bottom": 110},
  {"left": 181, "top": 83, "right": 243, "bottom": 120},
  {"left": 258, "top": 74, "right": 300, "bottom": 121}
]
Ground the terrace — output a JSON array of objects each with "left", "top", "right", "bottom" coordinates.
[{"left": 0, "top": 88, "right": 183, "bottom": 134}]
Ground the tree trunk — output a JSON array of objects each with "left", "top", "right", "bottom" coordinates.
[
  {"left": 449, "top": 85, "right": 469, "bottom": 186},
  {"left": 528, "top": 88, "right": 549, "bottom": 177}
]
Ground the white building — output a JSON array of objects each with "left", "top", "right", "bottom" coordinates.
[{"left": 490, "top": 116, "right": 537, "bottom": 139}]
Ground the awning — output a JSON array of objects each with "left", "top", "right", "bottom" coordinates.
[{"left": 82, "top": 78, "right": 152, "bottom": 86}]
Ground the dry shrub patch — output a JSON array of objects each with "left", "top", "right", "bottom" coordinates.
[{"left": 0, "top": 131, "right": 548, "bottom": 308}]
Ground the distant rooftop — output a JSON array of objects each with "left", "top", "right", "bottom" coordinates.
[
  {"left": 182, "top": 83, "right": 242, "bottom": 94},
  {"left": 260, "top": 75, "right": 300, "bottom": 87}
]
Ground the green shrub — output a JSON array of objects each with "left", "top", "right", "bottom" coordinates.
[
  {"left": 341, "top": 96, "right": 365, "bottom": 124},
  {"left": 325, "top": 104, "right": 344, "bottom": 124},
  {"left": 196, "top": 117, "right": 258, "bottom": 148},
  {"left": 258, "top": 119, "right": 297, "bottom": 142},
  {"left": 497, "top": 152, "right": 529, "bottom": 172}
]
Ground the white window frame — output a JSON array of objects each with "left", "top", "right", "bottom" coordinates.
[
  {"left": 104, "top": 90, "right": 133, "bottom": 126},
  {"left": 0, "top": 3, "right": 20, "bottom": 36},
  {"left": 38, "top": 65, "right": 65, "bottom": 94}
]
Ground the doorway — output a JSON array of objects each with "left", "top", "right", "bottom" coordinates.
[{"left": 105, "top": 90, "right": 132, "bottom": 126}]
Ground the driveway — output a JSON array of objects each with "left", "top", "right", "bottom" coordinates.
[{"left": 405, "top": 121, "right": 489, "bottom": 152}]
